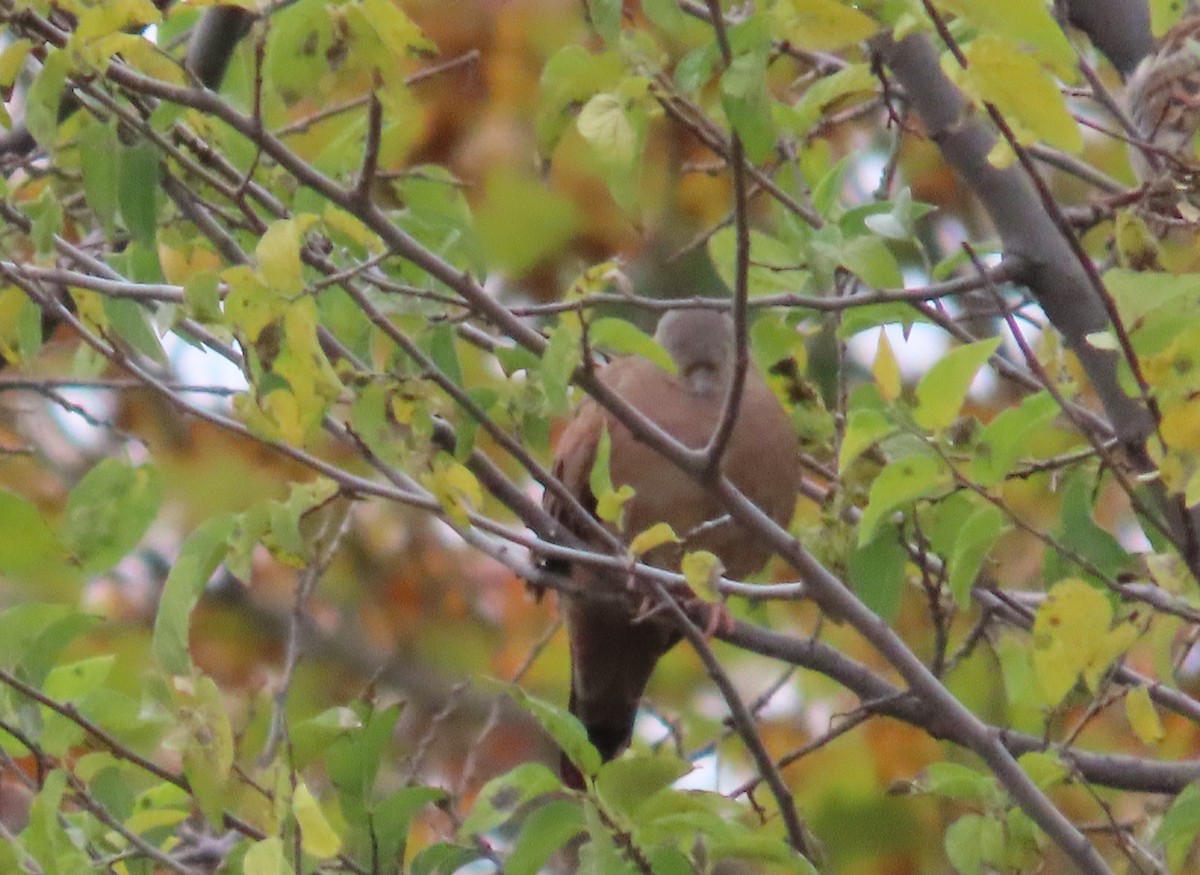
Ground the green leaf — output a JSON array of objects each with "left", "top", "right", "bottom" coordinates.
[
  {"left": 944, "top": 812, "right": 1004, "bottom": 875},
  {"left": 328, "top": 703, "right": 404, "bottom": 817},
  {"left": 80, "top": 121, "right": 119, "bottom": 233},
  {"left": 541, "top": 319, "right": 583, "bottom": 415},
  {"left": 848, "top": 524, "right": 905, "bottom": 622},
  {"left": 0, "top": 490, "right": 62, "bottom": 576},
  {"left": 589, "top": 318, "right": 675, "bottom": 373},
  {"left": 1018, "top": 750, "right": 1069, "bottom": 789},
  {"left": 595, "top": 753, "right": 691, "bottom": 816},
  {"left": 476, "top": 169, "right": 582, "bottom": 275},
  {"left": 536, "top": 46, "right": 625, "bottom": 154},
  {"left": 118, "top": 141, "right": 160, "bottom": 245},
  {"left": 28, "top": 189, "right": 63, "bottom": 256},
  {"left": 946, "top": 504, "right": 1007, "bottom": 605},
  {"left": 411, "top": 843, "right": 484, "bottom": 875},
  {"left": 971, "top": 391, "right": 1058, "bottom": 485},
  {"left": 507, "top": 800, "right": 585, "bottom": 875},
  {"left": 913, "top": 337, "right": 1001, "bottom": 431},
  {"left": 24, "top": 770, "right": 93, "bottom": 872},
  {"left": 859, "top": 454, "right": 943, "bottom": 545},
  {"left": 835, "top": 234, "right": 903, "bottom": 288},
  {"left": 290, "top": 706, "right": 364, "bottom": 768},
  {"left": 489, "top": 679, "right": 602, "bottom": 783},
  {"left": 104, "top": 298, "right": 167, "bottom": 364},
  {"left": 461, "top": 761, "right": 563, "bottom": 835},
  {"left": 0, "top": 604, "right": 98, "bottom": 688},
  {"left": 429, "top": 323, "right": 463, "bottom": 387},
  {"left": 371, "top": 785, "right": 446, "bottom": 866},
  {"left": 839, "top": 408, "right": 893, "bottom": 472},
  {"left": 1156, "top": 783, "right": 1200, "bottom": 846},
  {"left": 1051, "top": 474, "right": 1133, "bottom": 580},
  {"left": 708, "top": 228, "right": 810, "bottom": 297},
  {"left": 721, "top": 51, "right": 776, "bottom": 163},
  {"left": 589, "top": 0, "right": 622, "bottom": 44},
  {"left": 924, "top": 762, "right": 1001, "bottom": 804},
  {"left": 25, "top": 49, "right": 69, "bottom": 146},
  {"left": 61, "top": 459, "right": 162, "bottom": 575},
  {"left": 675, "top": 43, "right": 719, "bottom": 93},
  {"left": 151, "top": 514, "right": 236, "bottom": 674}
]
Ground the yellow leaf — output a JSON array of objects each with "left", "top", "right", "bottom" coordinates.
[
  {"left": 1032, "top": 579, "right": 1135, "bottom": 705},
  {"left": 596, "top": 484, "right": 635, "bottom": 526},
  {"left": 69, "top": 287, "right": 108, "bottom": 331},
  {"left": 1083, "top": 621, "right": 1138, "bottom": 692},
  {"left": 681, "top": 550, "right": 724, "bottom": 597},
  {"left": 256, "top": 216, "right": 318, "bottom": 295},
  {"left": 629, "top": 522, "right": 680, "bottom": 557},
  {"left": 0, "top": 39, "right": 32, "bottom": 89},
  {"left": 293, "top": 781, "right": 342, "bottom": 858},
  {"left": 1125, "top": 685, "right": 1165, "bottom": 745},
  {"left": 873, "top": 330, "right": 901, "bottom": 401},
  {"left": 263, "top": 389, "right": 305, "bottom": 445},
  {"left": 1161, "top": 398, "right": 1200, "bottom": 452},
  {"left": 936, "top": 0, "right": 1076, "bottom": 74},
  {"left": 0, "top": 287, "right": 28, "bottom": 364},
  {"left": 424, "top": 453, "right": 484, "bottom": 528},
  {"left": 773, "top": 0, "right": 878, "bottom": 51},
  {"left": 956, "top": 36, "right": 1081, "bottom": 154},
  {"left": 243, "top": 837, "right": 288, "bottom": 875}
]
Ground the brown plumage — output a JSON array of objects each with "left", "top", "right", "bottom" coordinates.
[
  {"left": 1125, "top": 13, "right": 1200, "bottom": 236},
  {"left": 542, "top": 310, "right": 801, "bottom": 783}
]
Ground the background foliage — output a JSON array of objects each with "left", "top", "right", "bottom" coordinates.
[{"left": 1, "top": 0, "right": 1200, "bottom": 873}]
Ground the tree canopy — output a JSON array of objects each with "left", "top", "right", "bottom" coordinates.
[{"left": 2, "top": 0, "right": 1200, "bottom": 873}]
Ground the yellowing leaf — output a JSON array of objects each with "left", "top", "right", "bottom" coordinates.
[
  {"left": 256, "top": 215, "right": 317, "bottom": 295},
  {"left": 357, "top": 0, "right": 437, "bottom": 57},
  {"left": 629, "top": 522, "right": 679, "bottom": 556},
  {"left": 1161, "top": 398, "right": 1200, "bottom": 452},
  {"left": 293, "top": 781, "right": 342, "bottom": 858},
  {"left": 74, "top": 0, "right": 160, "bottom": 43},
  {"left": 773, "top": 0, "right": 878, "bottom": 51},
  {"left": 589, "top": 426, "right": 634, "bottom": 527},
  {"left": 69, "top": 287, "right": 108, "bottom": 331},
  {"left": 873, "top": 330, "right": 901, "bottom": 401},
  {"left": 0, "top": 39, "right": 32, "bottom": 89},
  {"left": 913, "top": 337, "right": 1000, "bottom": 431},
  {"left": 681, "top": 550, "right": 724, "bottom": 596},
  {"left": 1125, "top": 685, "right": 1165, "bottom": 745},
  {"left": 243, "top": 837, "right": 288, "bottom": 875},
  {"left": 1032, "top": 579, "right": 1136, "bottom": 705},
  {"left": 424, "top": 453, "right": 484, "bottom": 528},
  {"left": 936, "top": 0, "right": 1076, "bottom": 74},
  {"left": 953, "top": 36, "right": 1082, "bottom": 153},
  {"left": 577, "top": 93, "right": 637, "bottom": 165}
]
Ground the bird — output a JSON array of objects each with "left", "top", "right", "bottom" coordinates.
[
  {"left": 541, "top": 308, "right": 801, "bottom": 785},
  {"left": 1124, "top": 12, "right": 1200, "bottom": 239}
]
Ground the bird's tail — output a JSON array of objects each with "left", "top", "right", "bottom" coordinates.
[{"left": 559, "top": 600, "right": 679, "bottom": 788}]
